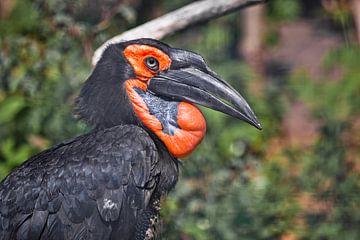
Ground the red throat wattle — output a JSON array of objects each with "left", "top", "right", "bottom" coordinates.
[{"left": 125, "top": 80, "right": 206, "bottom": 158}]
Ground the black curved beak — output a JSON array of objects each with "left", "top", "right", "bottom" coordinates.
[{"left": 147, "top": 52, "right": 262, "bottom": 130}]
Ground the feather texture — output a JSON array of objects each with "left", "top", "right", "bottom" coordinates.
[{"left": 0, "top": 125, "right": 178, "bottom": 240}]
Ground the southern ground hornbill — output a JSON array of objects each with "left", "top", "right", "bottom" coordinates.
[{"left": 0, "top": 39, "right": 261, "bottom": 240}]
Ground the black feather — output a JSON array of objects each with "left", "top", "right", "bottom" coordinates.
[{"left": 0, "top": 125, "right": 178, "bottom": 239}]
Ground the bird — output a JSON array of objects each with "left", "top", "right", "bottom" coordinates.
[{"left": 0, "top": 38, "right": 261, "bottom": 240}]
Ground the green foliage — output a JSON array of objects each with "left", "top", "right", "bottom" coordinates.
[
  {"left": 289, "top": 46, "right": 360, "bottom": 239},
  {"left": 290, "top": 46, "right": 360, "bottom": 121},
  {"left": 0, "top": 0, "right": 40, "bottom": 36},
  {"left": 0, "top": 95, "right": 26, "bottom": 123},
  {"left": 0, "top": 0, "right": 93, "bottom": 177},
  {"left": 1, "top": 0, "right": 359, "bottom": 239},
  {"left": 267, "top": 0, "right": 301, "bottom": 22}
]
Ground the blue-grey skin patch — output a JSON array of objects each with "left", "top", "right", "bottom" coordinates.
[{"left": 134, "top": 88, "right": 180, "bottom": 135}]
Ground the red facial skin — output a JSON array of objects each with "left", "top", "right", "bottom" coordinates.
[{"left": 124, "top": 44, "right": 206, "bottom": 158}]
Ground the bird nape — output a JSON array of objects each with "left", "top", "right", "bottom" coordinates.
[{"left": 0, "top": 38, "right": 261, "bottom": 240}]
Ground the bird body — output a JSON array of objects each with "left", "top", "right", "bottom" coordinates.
[
  {"left": 0, "top": 39, "right": 260, "bottom": 239},
  {"left": 0, "top": 125, "right": 177, "bottom": 239}
]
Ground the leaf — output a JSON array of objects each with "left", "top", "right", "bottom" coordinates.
[
  {"left": 0, "top": 164, "right": 11, "bottom": 181},
  {"left": 0, "top": 95, "right": 26, "bottom": 123},
  {"left": 0, "top": 138, "right": 32, "bottom": 167}
]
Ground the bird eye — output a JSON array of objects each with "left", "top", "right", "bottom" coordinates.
[{"left": 144, "top": 57, "right": 159, "bottom": 71}]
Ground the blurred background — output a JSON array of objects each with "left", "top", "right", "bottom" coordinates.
[{"left": 0, "top": 0, "right": 359, "bottom": 239}]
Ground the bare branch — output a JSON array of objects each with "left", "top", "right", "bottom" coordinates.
[{"left": 92, "top": 0, "right": 266, "bottom": 65}]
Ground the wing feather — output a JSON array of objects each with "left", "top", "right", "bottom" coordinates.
[{"left": 0, "top": 125, "right": 159, "bottom": 239}]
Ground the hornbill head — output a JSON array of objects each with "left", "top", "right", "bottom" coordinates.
[{"left": 77, "top": 39, "right": 261, "bottom": 158}]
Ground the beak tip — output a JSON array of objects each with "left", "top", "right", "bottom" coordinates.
[
  {"left": 256, "top": 122, "right": 263, "bottom": 130},
  {"left": 246, "top": 112, "right": 262, "bottom": 130},
  {"left": 248, "top": 118, "right": 262, "bottom": 130}
]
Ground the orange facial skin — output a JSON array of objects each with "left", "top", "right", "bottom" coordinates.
[
  {"left": 125, "top": 79, "right": 206, "bottom": 158},
  {"left": 123, "top": 44, "right": 172, "bottom": 80}
]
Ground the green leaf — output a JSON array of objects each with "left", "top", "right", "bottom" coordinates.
[
  {"left": 0, "top": 95, "right": 26, "bottom": 123},
  {"left": 0, "top": 138, "right": 32, "bottom": 167}
]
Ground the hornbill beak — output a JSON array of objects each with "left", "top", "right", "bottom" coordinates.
[{"left": 148, "top": 53, "right": 262, "bottom": 130}]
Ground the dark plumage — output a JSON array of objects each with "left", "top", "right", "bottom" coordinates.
[
  {"left": 0, "top": 125, "right": 177, "bottom": 239},
  {"left": 0, "top": 39, "right": 260, "bottom": 240}
]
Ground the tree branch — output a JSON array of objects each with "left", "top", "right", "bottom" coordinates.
[{"left": 92, "top": 0, "right": 266, "bottom": 65}]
